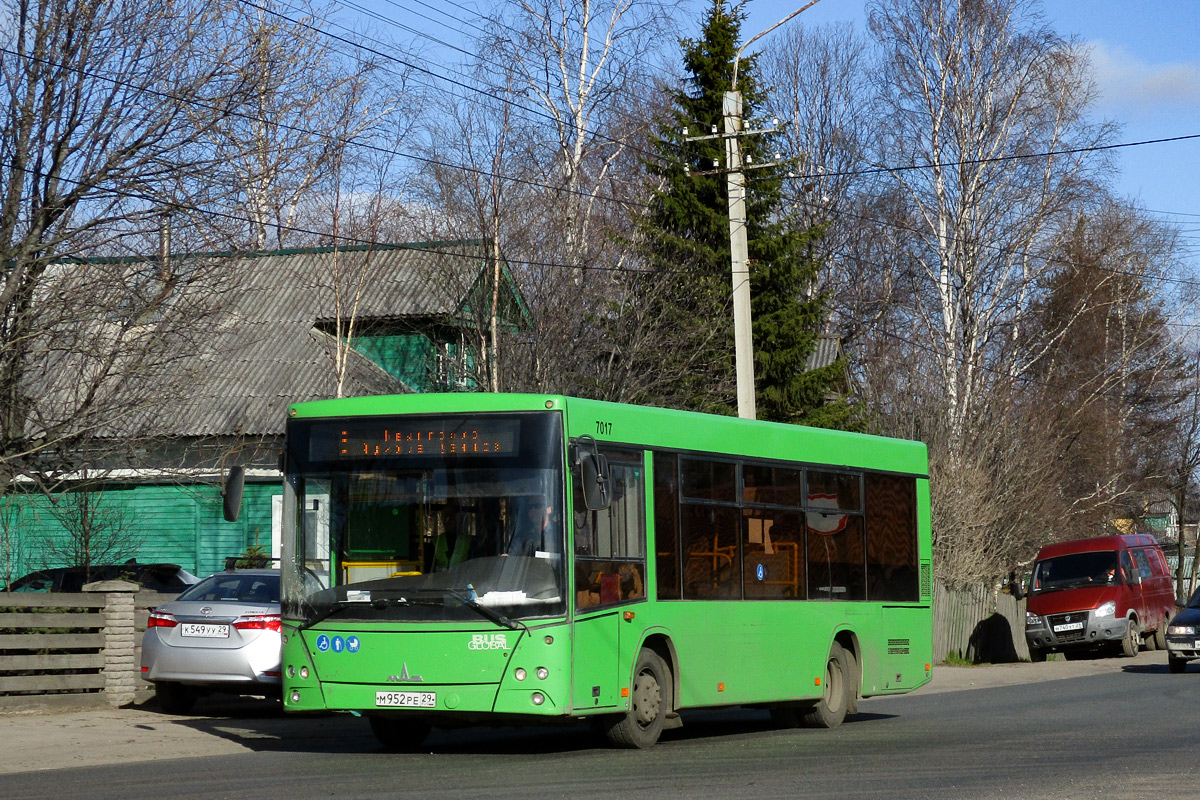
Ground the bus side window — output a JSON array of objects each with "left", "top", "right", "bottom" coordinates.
[
  {"left": 575, "top": 454, "right": 646, "bottom": 610},
  {"left": 865, "top": 474, "right": 918, "bottom": 602}
]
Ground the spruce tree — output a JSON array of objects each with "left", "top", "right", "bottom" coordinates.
[{"left": 627, "top": 0, "right": 858, "bottom": 428}]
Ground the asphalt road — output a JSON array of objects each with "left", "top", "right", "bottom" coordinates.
[{"left": 3, "top": 649, "right": 1195, "bottom": 799}]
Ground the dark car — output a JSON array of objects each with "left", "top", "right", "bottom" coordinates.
[
  {"left": 1166, "top": 588, "right": 1200, "bottom": 673},
  {"left": 4, "top": 560, "right": 199, "bottom": 593}
]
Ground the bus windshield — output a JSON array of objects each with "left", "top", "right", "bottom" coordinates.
[{"left": 282, "top": 412, "right": 566, "bottom": 624}]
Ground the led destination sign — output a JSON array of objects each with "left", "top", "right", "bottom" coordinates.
[{"left": 308, "top": 418, "right": 521, "bottom": 460}]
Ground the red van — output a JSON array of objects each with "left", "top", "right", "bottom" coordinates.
[{"left": 1024, "top": 534, "right": 1176, "bottom": 661}]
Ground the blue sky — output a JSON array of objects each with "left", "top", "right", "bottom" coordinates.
[{"left": 740, "top": 0, "right": 1200, "bottom": 254}]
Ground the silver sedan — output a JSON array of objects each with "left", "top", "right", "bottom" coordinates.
[{"left": 141, "top": 568, "right": 281, "bottom": 714}]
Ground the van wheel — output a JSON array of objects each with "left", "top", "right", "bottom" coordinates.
[
  {"left": 1152, "top": 625, "right": 1167, "bottom": 651},
  {"left": 1119, "top": 622, "right": 1139, "bottom": 657}
]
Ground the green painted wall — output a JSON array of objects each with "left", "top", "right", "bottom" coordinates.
[
  {"left": 351, "top": 331, "right": 478, "bottom": 392},
  {"left": 2, "top": 481, "right": 283, "bottom": 584},
  {"left": 352, "top": 332, "right": 433, "bottom": 389}
]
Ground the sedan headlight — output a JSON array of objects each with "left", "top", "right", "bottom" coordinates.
[
  {"left": 1169, "top": 624, "right": 1196, "bottom": 636},
  {"left": 1094, "top": 601, "right": 1116, "bottom": 618}
]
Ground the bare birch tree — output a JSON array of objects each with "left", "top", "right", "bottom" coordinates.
[
  {"left": 867, "top": 0, "right": 1114, "bottom": 448},
  {"left": 760, "top": 22, "right": 873, "bottom": 265},
  {"left": 851, "top": 0, "right": 1128, "bottom": 585},
  {"left": 206, "top": 0, "right": 382, "bottom": 250},
  {"left": 0, "top": 0, "right": 254, "bottom": 491},
  {"left": 469, "top": 0, "right": 676, "bottom": 392}
]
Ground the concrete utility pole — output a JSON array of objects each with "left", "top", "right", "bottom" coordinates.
[
  {"left": 723, "top": 90, "right": 756, "bottom": 421},
  {"left": 723, "top": 0, "right": 822, "bottom": 420}
]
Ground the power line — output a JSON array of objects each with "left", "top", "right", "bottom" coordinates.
[
  {"left": 0, "top": 40, "right": 653, "bottom": 215},
  {"left": 782, "top": 133, "right": 1200, "bottom": 184},
  {"left": 247, "top": 0, "right": 670, "bottom": 168}
]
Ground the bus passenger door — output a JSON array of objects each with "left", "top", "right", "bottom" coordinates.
[{"left": 571, "top": 452, "right": 647, "bottom": 713}]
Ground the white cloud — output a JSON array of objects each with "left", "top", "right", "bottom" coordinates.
[{"left": 1087, "top": 40, "right": 1200, "bottom": 111}]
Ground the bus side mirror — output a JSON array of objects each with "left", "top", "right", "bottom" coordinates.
[
  {"left": 580, "top": 453, "right": 610, "bottom": 511},
  {"left": 223, "top": 466, "right": 245, "bottom": 522}
]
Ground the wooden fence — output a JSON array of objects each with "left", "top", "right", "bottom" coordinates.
[
  {"left": 0, "top": 582, "right": 174, "bottom": 710},
  {"left": 1, "top": 578, "right": 1037, "bottom": 713},
  {"left": 934, "top": 581, "right": 1029, "bottom": 664}
]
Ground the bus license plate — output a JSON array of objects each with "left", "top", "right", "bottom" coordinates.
[
  {"left": 1053, "top": 622, "right": 1084, "bottom": 633},
  {"left": 376, "top": 691, "right": 436, "bottom": 709},
  {"left": 181, "top": 623, "right": 229, "bottom": 638}
]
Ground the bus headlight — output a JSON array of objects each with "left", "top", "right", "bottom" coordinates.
[
  {"left": 531, "top": 692, "right": 545, "bottom": 706},
  {"left": 536, "top": 667, "right": 549, "bottom": 680},
  {"left": 514, "top": 668, "right": 527, "bottom": 681}
]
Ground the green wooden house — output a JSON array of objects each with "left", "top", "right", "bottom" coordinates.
[{"left": 2, "top": 240, "right": 528, "bottom": 584}]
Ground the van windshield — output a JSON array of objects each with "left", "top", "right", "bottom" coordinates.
[{"left": 1030, "top": 551, "right": 1119, "bottom": 594}]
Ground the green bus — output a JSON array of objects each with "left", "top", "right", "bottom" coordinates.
[{"left": 279, "top": 393, "right": 932, "bottom": 749}]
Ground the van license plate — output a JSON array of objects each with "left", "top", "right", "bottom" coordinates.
[
  {"left": 376, "top": 691, "right": 436, "bottom": 708},
  {"left": 1053, "top": 622, "right": 1084, "bottom": 632}
]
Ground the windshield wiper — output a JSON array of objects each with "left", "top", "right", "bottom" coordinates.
[
  {"left": 295, "top": 600, "right": 350, "bottom": 631},
  {"left": 449, "top": 584, "right": 527, "bottom": 632},
  {"left": 295, "top": 595, "right": 441, "bottom": 631}
]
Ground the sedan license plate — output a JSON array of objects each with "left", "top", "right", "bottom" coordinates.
[
  {"left": 1053, "top": 622, "right": 1084, "bottom": 633},
  {"left": 376, "top": 690, "right": 436, "bottom": 709},
  {"left": 180, "top": 623, "right": 229, "bottom": 638}
]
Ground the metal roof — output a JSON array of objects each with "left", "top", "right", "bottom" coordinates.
[
  {"left": 804, "top": 335, "right": 843, "bottom": 372},
  {"left": 76, "top": 241, "right": 496, "bottom": 439}
]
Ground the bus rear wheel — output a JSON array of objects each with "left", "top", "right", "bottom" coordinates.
[
  {"left": 369, "top": 716, "right": 431, "bottom": 751},
  {"left": 604, "top": 648, "right": 671, "bottom": 749},
  {"left": 801, "top": 642, "right": 850, "bottom": 729}
]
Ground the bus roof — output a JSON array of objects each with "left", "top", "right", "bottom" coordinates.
[{"left": 288, "top": 393, "right": 929, "bottom": 477}]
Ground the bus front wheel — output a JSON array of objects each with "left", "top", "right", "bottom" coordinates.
[
  {"left": 369, "top": 716, "right": 432, "bottom": 751},
  {"left": 801, "top": 642, "right": 850, "bottom": 729},
  {"left": 604, "top": 648, "right": 671, "bottom": 749}
]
